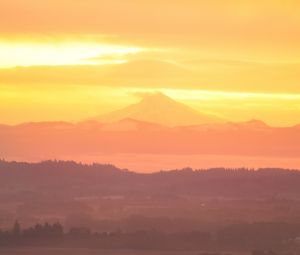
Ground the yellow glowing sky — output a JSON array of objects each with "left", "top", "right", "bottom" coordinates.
[{"left": 1, "top": 0, "right": 300, "bottom": 126}]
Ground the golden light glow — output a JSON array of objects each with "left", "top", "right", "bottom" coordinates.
[
  {"left": 0, "top": 41, "right": 143, "bottom": 68},
  {"left": 125, "top": 88, "right": 300, "bottom": 127},
  {"left": 140, "top": 88, "right": 300, "bottom": 101},
  {"left": 1, "top": 84, "right": 300, "bottom": 127},
  {"left": 0, "top": 0, "right": 300, "bottom": 127}
]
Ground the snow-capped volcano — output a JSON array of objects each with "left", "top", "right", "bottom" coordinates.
[{"left": 94, "top": 92, "right": 223, "bottom": 126}]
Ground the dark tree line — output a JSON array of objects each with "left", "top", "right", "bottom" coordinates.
[
  {"left": 0, "top": 221, "right": 211, "bottom": 249},
  {"left": 1, "top": 221, "right": 300, "bottom": 251},
  {"left": 1, "top": 160, "right": 300, "bottom": 199},
  {"left": 0, "top": 221, "right": 63, "bottom": 246}
]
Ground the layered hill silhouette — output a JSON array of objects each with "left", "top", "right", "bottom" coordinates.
[
  {"left": 1, "top": 160, "right": 300, "bottom": 199},
  {"left": 94, "top": 92, "right": 223, "bottom": 126},
  {"left": 0, "top": 93, "right": 300, "bottom": 169}
]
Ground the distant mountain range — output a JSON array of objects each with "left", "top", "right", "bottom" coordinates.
[{"left": 0, "top": 93, "right": 299, "bottom": 169}]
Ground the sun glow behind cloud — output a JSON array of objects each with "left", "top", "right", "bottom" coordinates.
[{"left": 0, "top": 41, "right": 143, "bottom": 68}]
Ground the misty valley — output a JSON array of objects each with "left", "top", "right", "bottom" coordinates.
[{"left": 1, "top": 160, "right": 300, "bottom": 254}]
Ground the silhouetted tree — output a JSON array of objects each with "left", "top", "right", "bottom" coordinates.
[{"left": 12, "top": 220, "right": 21, "bottom": 240}]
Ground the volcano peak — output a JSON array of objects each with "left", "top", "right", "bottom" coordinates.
[{"left": 94, "top": 92, "right": 224, "bottom": 126}]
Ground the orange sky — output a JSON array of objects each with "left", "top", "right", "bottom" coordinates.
[{"left": 1, "top": 0, "right": 300, "bottom": 126}]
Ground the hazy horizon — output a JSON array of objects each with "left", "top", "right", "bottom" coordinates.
[{"left": 1, "top": 1, "right": 300, "bottom": 254}]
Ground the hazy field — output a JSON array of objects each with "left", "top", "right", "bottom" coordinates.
[{"left": 0, "top": 248, "right": 219, "bottom": 255}]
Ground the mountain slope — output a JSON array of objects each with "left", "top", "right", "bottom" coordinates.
[{"left": 94, "top": 92, "right": 223, "bottom": 126}]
